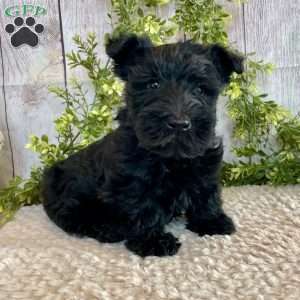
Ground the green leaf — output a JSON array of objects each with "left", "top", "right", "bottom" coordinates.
[{"left": 137, "top": 7, "right": 144, "bottom": 17}]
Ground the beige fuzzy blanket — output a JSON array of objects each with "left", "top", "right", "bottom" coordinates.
[{"left": 0, "top": 185, "right": 300, "bottom": 300}]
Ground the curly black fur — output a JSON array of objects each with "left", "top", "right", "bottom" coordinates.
[{"left": 42, "top": 34, "right": 243, "bottom": 257}]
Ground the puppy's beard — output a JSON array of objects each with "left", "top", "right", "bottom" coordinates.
[{"left": 137, "top": 133, "right": 207, "bottom": 159}]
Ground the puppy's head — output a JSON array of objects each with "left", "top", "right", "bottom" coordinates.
[{"left": 106, "top": 34, "right": 244, "bottom": 159}]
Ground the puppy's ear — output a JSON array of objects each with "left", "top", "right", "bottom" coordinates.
[
  {"left": 207, "top": 44, "right": 244, "bottom": 83},
  {"left": 106, "top": 34, "right": 153, "bottom": 80}
]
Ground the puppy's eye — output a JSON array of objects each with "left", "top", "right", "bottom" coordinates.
[
  {"left": 195, "top": 85, "right": 206, "bottom": 95},
  {"left": 147, "top": 81, "right": 160, "bottom": 89}
]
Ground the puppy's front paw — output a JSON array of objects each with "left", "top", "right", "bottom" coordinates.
[
  {"left": 187, "top": 213, "right": 236, "bottom": 237},
  {"left": 125, "top": 232, "right": 181, "bottom": 257}
]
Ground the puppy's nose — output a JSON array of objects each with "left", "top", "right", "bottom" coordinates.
[{"left": 167, "top": 119, "right": 191, "bottom": 131}]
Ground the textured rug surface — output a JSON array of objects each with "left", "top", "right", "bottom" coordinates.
[{"left": 0, "top": 185, "right": 300, "bottom": 300}]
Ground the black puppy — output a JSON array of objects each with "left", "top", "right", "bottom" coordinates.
[{"left": 42, "top": 34, "right": 243, "bottom": 257}]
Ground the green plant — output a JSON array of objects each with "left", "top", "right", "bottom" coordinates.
[
  {"left": 173, "top": 0, "right": 231, "bottom": 44},
  {"left": 109, "top": 0, "right": 177, "bottom": 44},
  {"left": 223, "top": 58, "right": 300, "bottom": 186},
  {"left": 0, "top": 168, "right": 42, "bottom": 224},
  {"left": 1, "top": 0, "right": 299, "bottom": 225}
]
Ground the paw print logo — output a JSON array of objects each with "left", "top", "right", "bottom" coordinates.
[{"left": 5, "top": 17, "right": 44, "bottom": 48}]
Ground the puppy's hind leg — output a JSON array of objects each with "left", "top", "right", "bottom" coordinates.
[{"left": 42, "top": 166, "right": 124, "bottom": 243}]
